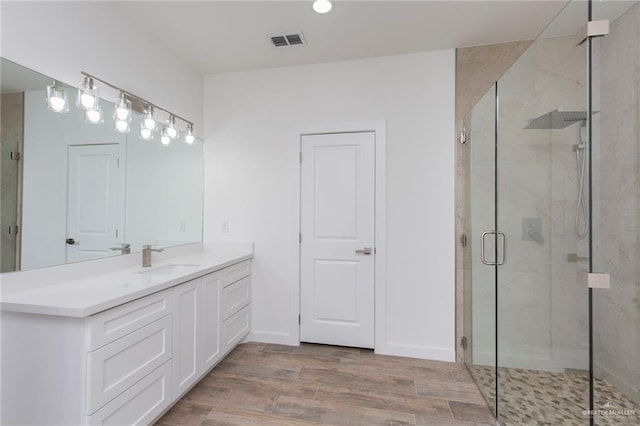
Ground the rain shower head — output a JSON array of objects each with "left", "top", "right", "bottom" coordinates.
[{"left": 525, "top": 109, "right": 595, "bottom": 129}]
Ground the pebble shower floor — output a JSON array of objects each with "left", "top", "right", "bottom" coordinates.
[{"left": 469, "top": 365, "right": 640, "bottom": 425}]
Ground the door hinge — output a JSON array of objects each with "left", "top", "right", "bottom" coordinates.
[
  {"left": 9, "top": 151, "right": 20, "bottom": 161},
  {"left": 298, "top": 314, "right": 301, "bottom": 325},
  {"left": 299, "top": 152, "right": 302, "bottom": 163},
  {"left": 460, "top": 234, "right": 467, "bottom": 247},
  {"left": 8, "top": 224, "right": 19, "bottom": 235},
  {"left": 299, "top": 233, "right": 302, "bottom": 244},
  {"left": 461, "top": 336, "right": 468, "bottom": 350},
  {"left": 459, "top": 129, "right": 467, "bottom": 144},
  {"left": 115, "top": 228, "right": 119, "bottom": 238}
]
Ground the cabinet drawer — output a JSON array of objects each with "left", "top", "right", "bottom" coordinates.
[
  {"left": 87, "top": 289, "right": 171, "bottom": 351},
  {"left": 87, "top": 315, "right": 172, "bottom": 414},
  {"left": 223, "top": 260, "right": 251, "bottom": 287},
  {"left": 87, "top": 361, "right": 172, "bottom": 426},
  {"left": 222, "top": 276, "right": 250, "bottom": 320},
  {"left": 222, "top": 305, "right": 250, "bottom": 353}
]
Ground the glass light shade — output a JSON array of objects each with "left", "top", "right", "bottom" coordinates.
[
  {"left": 140, "top": 123, "right": 154, "bottom": 140},
  {"left": 142, "top": 107, "right": 157, "bottom": 131},
  {"left": 184, "top": 126, "right": 195, "bottom": 145},
  {"left": 313, "top": 0, "right": 332, "bottom": 14},
  {"left": 46, "top": 82, "right": 68, "bottom": 113},
  {"left": 77, "top": 76, "right": 99, "bottom": 110},
  {"left": 115, "top": 119, "right": 130, "bottom": 133},
  {"left": 114, "top": 94, "right": 132, "bottom": 122},
  {"left": 164, "top": 116, "right": 178, "bottom": 139},
  {"left": 85, "top": 106, "right": 103, "bottom": 124}
]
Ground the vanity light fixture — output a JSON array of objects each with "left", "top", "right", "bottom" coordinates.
[
  {"left": 164, "top": 115, "right": 178, "bottom": 139},
  {"left": 184, "top": 124, "right": 195, "bottom": 145},
  {"left": 46, "top": 81, "right": 69, "bottom": 113},
  {"left": 85, "top": 105, "right": 103, "bottom": 124},
  {"left": 77, "top": 76, "right": 99, "bottom": 110},
  {"left": 73, "top": 71, "right": 196, "bottom": 145},
  {"left": 313, "top": 0, "right": 333, "bottom": 14}
]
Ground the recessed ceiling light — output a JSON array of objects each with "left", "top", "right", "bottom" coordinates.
[{"left": 313, "top": 0, "right": 332, "bottom": 14}]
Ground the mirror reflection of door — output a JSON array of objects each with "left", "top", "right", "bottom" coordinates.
[
  {"left": 66, "top": 144, "right": 124, "bottom": 263},
  {"left": 0, "top": 92, "right": 24, "bottom": 272}
]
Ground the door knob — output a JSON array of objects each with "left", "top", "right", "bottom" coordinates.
[
  {"left": 355, "top": 247, "right": 372, "bottom": 255},
  {"left": 66, "top": 238, "right": 76, "bottom": 245}
]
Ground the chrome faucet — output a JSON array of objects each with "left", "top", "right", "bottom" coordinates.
[
  {"left": 110, "top": 243, "right": 131, "bottom": 255},
  {"left": 142, "top": 244, "right": 164, "bottom": 267}
]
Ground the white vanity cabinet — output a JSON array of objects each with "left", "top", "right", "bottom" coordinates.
[
  {"left": 172, "top": 261, "right": 252, "bottom": 400},
  {"left": 0, "top": 256, "right": 252, "bottom": 426},
  {"left": 85, "top": 292, "right": 174, "bottom": 425}
]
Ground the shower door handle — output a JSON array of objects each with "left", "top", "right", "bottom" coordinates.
[{"left": 481, "top": 231, "right": 506, "bottom": 265}]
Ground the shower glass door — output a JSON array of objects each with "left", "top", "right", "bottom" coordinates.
[
  {"left": 495, "top": 1, "right": 591, "bottom": 424},
  {"left": 462, "top": 85, "right": 497, "bottom": 416},
  {"left": 591, "top": 1, "right": 640, "bottom": 424}
]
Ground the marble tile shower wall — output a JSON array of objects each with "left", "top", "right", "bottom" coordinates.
[
  {"left": 471, "top": 35, "right": 590, "bottom": 371},
  {"left": 593, "top": 2, "right": 640, "bottom": 405}
]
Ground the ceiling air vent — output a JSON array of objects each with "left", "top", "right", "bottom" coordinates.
[{"left": 269, "top": 33, "right": 306, "bottom": 47}]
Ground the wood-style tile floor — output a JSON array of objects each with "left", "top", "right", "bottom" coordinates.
[{"left": 155, "top": 343, "right": 495, "bottom": 426}]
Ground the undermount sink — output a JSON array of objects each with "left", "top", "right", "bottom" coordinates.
[{"left": 134, "top": 264, "right": 201, "bottom": 276}]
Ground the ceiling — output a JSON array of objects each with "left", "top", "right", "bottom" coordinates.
[{"left": 113, "top": 0, "right": 572, "bottom": 75}]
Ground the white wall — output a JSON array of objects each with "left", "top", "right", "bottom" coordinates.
[
  {"left": 0, "top": 1, "right": 203, "bottom": 133},
  {"left": 203, "top": 51, "right": 456, "bottom": 361}
]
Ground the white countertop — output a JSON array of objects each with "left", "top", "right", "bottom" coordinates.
[{"left": 0, "top": 247, "right": 252, "bottom": 318}]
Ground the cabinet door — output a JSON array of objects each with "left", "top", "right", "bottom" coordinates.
[
  {"left": 172, "top": 279, "right": 200, "bottom": 399},
  {"left": 87, "top": 361, "right": 172, "bottom": 426},
  {"left": 201, "top": 271, "right": 223, "bottom": 370},
  {"left": 86, "top": 316, "right": 172, "bottom": 415}
]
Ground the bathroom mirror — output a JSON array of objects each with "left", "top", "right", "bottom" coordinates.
[{"left": 0, "top": 58, "right": 203, "bottom": 273}]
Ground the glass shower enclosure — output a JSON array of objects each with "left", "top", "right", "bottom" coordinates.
[{"left": 462, "top": 0, "right": 640, "bottom": 424}]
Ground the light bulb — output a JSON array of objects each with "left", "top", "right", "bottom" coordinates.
[
  {"left": 115, "top": 119, "right": 129, "bottom": 133},
  {"left": 164, "top": 116, "right": 178, "bottom": 139},
  {"left": 49, "top": 95, "right": 66, "bottom": 112},
  {"left": 85, "top": 107, "right": 102, "bottom": 124},
  {"left": 80, "top": 93, "right": 96, "bottom": 109},
  {"left": 140, "top": 123, "right": 153, "bottom": 140},
  {"left": 143, "top": 107, "right": 157, "bottom": 130},
  {"left": 114, "top": 93, "right": 131, "bottom": 121},
  {"left": 46, "top": 82, "right": 68, "bottom": 113},
  {"left": 77, "top": 76, "right": 99, "bottom": 110},
  {"left": 184, "top": 125, "right": 195, "bottom": 145},
  {"left": 161, "top": 135, "right": 171, "bottom": 146},
  {"left": 313, "top": 0, "right": 332, "bottom": 14}
]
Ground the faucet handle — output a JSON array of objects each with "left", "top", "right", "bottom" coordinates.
[
  {"left": 143, "top": 244, "right": 164, "bottom": 252},
  {"left": 110, "top": 243, "right": 131, "bottom": 254}
]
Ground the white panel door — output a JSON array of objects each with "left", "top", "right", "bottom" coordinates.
[
  {"left": 300, "top": 132, "right": 375, "bottom": 348},
  {"left": 66, "top": 144, "right": 123, "bottom": 263}
]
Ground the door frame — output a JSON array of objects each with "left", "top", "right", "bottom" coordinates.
[{"left": 288, "top": 121, "right": 387, "bottom": 349}]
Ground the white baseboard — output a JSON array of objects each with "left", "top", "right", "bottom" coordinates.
[
  {"left": 375, "top": 342, "right": 455, "bottom": 362},
  {"left": 247, "top": 330, "right": 299, "bottom": 346}
]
